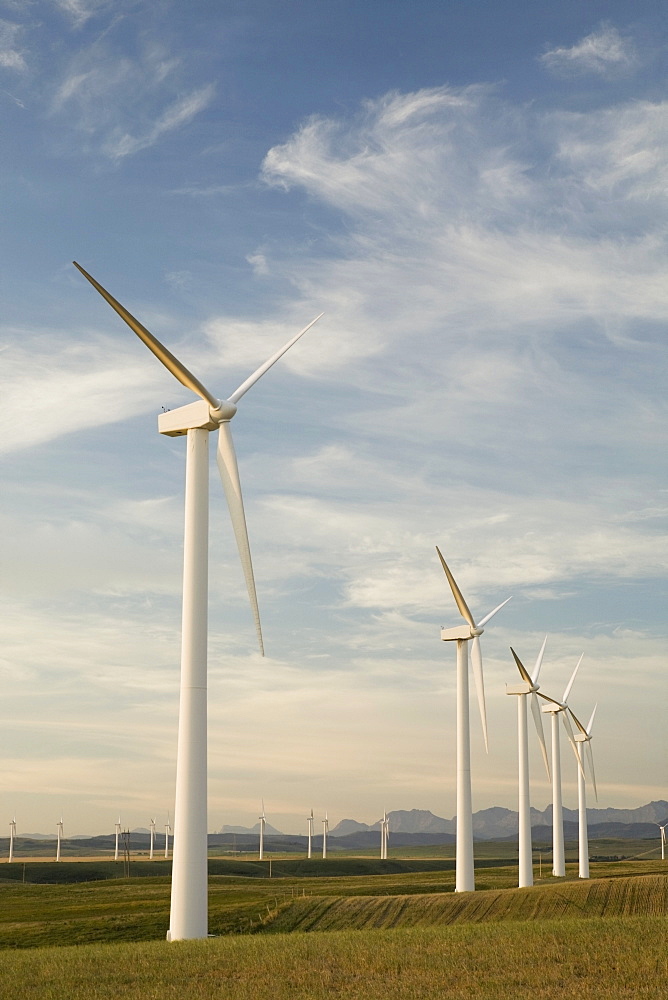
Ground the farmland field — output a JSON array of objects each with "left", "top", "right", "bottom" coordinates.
[
  {"left": 0, "top": 857, "right": 663, "bottom": 999},
  {"left": 0, "top": 916, "right": 664, "bottom": 1000}
]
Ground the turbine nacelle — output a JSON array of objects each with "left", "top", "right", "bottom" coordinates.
[
  {"left": 506, "top": 680, "right": 534, "bottom": 696},
  {"left": 158, "top": 399, "right": 220, "bottom": 436},
  {"left": 440, "top": 624, "right": 482, "bottom": 642}
]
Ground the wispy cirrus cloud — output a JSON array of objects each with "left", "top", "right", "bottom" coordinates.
[
  {"left": 54, "top": 0, "right": 103, "bottom": 27},
  {"left": 540, "top": 25, "right": 638, "bottom": 77},
  {"left": 49, "top": 31, "right": 213, "bottom": 159},
  {"left": 0, "top": 17, "right": 26, "bottom": 70},
  {"left": 261, "top": 85, "right": 668, "bottom": 353},
  {"left": 103, "top": 83, "right": 215, "bottom": 159}
]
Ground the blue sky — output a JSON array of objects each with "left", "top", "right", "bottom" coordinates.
[{"left": 0, "top": 1, "right": 666, "bottom": 836}]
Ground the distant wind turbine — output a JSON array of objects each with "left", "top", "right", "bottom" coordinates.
[
  {"left": 540, "top": 653, "right": 584, "bottom": 877},
  {"left": 9, "top": 817, "right": 16, "bottom": 863},
  {"left": 165, "top": 816, "right": 172, "bottom": 860},
  {"left": 259, "top": 802, "right": 266, "bottom": 861},
  {"left": 114, "top": 816, "right": 121, "bottom": 862},
  {"left": 307, "top": 809, "right": 314, "bottom": 860},
  {"left": 150, "top": 818, "right": 156, "bottom": 861},
  {"left": 437, "top": 548, "right": 511, "bottom": 892},
  {"left": 507, "top": 643, "right": 551, "bottom": 888},
  {"left": 56, "top": 818, "right": 63, "bottom": 862},
  {"left": 571, "top": 705, "right": 598, "bottom": 879},
  {"left": 380, "top": 811, "right": 389, "bottom": 860},
  {"left": 74, "top": 262, "right": 322, "bottom": 941},
  {"left": 658, "top": 823, "right": 667, "bottom": 861},
  {"left": 322, "top": 813, "right": 328, "bottom": 860}
]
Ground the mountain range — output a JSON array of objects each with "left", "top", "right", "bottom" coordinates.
[{"left": 215, "top": 801, "right": 668, "bottom": 840}]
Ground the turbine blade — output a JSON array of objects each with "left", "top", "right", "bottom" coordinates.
[
  {"left": 435, "top": 548, "right": 474, "bottom": 627},
  {"left": 562, "top": 710, "right": 586, "bottom": 779},
  {"left": 561, "top": 708, "right": 576, "bottom": 746},
  {"left": 531, "top": 692, "right": 550, "bottom": 780},
  {"left": 470, "top": 635, "right": 489, "bottom": 753},
  {"left": 73, "top": 263, "right": 219, "bottom": 408},
  {"left": 476, "top": 595, "right": 512, "bottom": 628},
  {"left": 562, "top": 653, "right": 584, "bottom": 704},
  {"left": 216, "top": 422, "right": 264, "bottom": 655},
  {"left": 510, "top": 647, "right": 533, "bottom": 685},
  {"left": 561, "top": 708, "right": 585, "bottom": 778},
  {"left": 228, "top": 314, "right": 324, "bottom": 404},
  {"left": 586, "top": 704, "right": 597, "bottom": 735},
  {"left": 568, "top": 707, "right": 588, "bottom": 737},
  {"left": 531, "top": 635, "right": 548, "bottom": 685},
  {"left": 537, "top": 692, "right": 561, "bottom": 707},
  {"left": 585, "top": 741, "right": 598, "bottom": 801}
]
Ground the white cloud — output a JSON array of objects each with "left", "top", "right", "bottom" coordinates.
[
  {"left": 0, "top": 18, "right": 25, "bottom": 70},
  {"left": 54, "top": 0, "right": 109, "bottom": 28},
  {"left": 261, "top": 87, "right": 668, "bottom": 354},
  {"left": 49, "top": 32, "right": 214, "bottom": 159},
  {"left": 0, "top": 327, "right": 167, "bottom": 454},
  {"left": 540, "top": 25, "right": 638, "bottom": 77},
  {"left": 104, "top": 84, "right": 215, "bottom": 160}
]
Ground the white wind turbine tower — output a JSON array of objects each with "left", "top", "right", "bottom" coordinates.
[
  {"left": 114, "top": 817, "right": 121, "bottom": 862},
  {"left": 437, "top": 548, "right": 511, "bottom": 893},
  {"left": 571, "top": 705, "right": 598, "bottom": 879},
  {"left": 322, "top": 813, "right": 328, "bottom": 860},
  {"left": 506, "top": 643, "right": 551, "bottom": 888},
  {"left": 56, "top": 818, "right": 63, "bottom": 862},
  {"left": 8, "top": 818, "right": 16, "bottom": 863},
  {"left": 165, "top": 816, "right": 172, "bottom": 860},
  {"left": 539, "top": 653, "right": 584, "bottom": 877},
  {"left": 150, "top": 818, "right": 156, "bottom": 861},
  {"left": 380, "top": 811, "right": 389, "bottom": 860},
  {"left": 658, "top": 823, "right": 667, "bottom": 861},
  {"left": 74, "top": 263, "right": 322, "bottom": 941},
  {"left": 307, "top": 809, "right": 314, "bottom": 860},
  {"left": 259, "top": 802, "right": 266, "bottom": 861}
]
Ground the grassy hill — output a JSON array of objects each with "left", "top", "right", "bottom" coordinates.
[
  {"left": 0, "top": 858, "right": 664, "bottom": 949},
  {"left": 264, "top": 873, "right": 668, "bottom": 933},
  {"left": 0, "top": 860, "right": 664, "bottom": 998}
]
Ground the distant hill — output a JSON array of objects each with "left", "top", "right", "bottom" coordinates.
[
  {"left": 219, "top": 822, "right": 283, "bottom": 836},
  {"left": 326, "top": 801, "right": 668, "bottom": 842},
  {"left": 330, "top": 819, "right": 379, "bottom": 836},
  {"left": 530, "top": 821, "right": 664, "bottom": 843}
]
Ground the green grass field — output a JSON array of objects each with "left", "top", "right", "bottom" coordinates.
[
  {"left": 0, "top": 856, "right": 664, "bottom": 999},
  {"left": 0, "top": 917, "right": 664, "bottom": 1000}
]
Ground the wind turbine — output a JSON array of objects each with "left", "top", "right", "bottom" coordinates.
[
  {"left": 571, "top": 704, "right": 597, "bottom": 879},
  {"left": 150, "top": 818, "right": 156, "bottom": 860},
  {"left": 658, "top": 823, "right": 667, "bottom": 861},
  {"left": 322, "top": 813, "right": 328, "bottom": 860},
  {"left": 8, "top": 817, "right": 16, "bottom": 863},
  {"left": 114, "top": 816, "right": 121, "bottom": 862},
  {"left": 74, "top": 262, "right": 322, "bottom": 941},
  {"left": 380, "top": 811, "right": 389, "bottom": 860},
  {"left": 56, "top": 818, "right": 63, "bottom": 862},
  {"left": 437, "top": 548, "right": 511, "bottom": 892},
  {"left": 506, "top": 642, "right": 551, "bottom": 888},
  {"left": 259, "top": 802, "right": 266, "bottom": 861},
  {"left": 307, "top": 809, "right": 314, "bottom": 860},
  {"left": 165, "top": 816, "right": 172, "bottom": 860},
  {"left": 540, "top": 654, "right": 584, "bottom": 877}
]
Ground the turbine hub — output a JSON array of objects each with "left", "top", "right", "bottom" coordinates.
[
  {"left": 472, "top": 627, "right": 483, "bottom": 637},
  {"left": 209, "top": 399, "right": 237, "bottom": 422}
]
